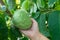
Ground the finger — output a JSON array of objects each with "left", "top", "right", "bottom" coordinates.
[
  {"left": 31, "top": 18, "right": 38, "bottom": 27},
  {"left": 31, "top": 18, "right": 38, "bottom": 29},
  {"left": 20, "top": 30, "right": 32, "bottom": 36},
  {"left": 31, "top": 18, "right": 38, "bottom": 24}
]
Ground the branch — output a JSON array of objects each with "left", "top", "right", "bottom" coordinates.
[
  {"left": 0, "top": 0, "right": 4, "bottom": 5},
  {"left": 6, "top": 9, "right": 12, "bottom": 17}
]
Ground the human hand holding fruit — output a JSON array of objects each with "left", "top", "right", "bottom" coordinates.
[
  {"left": 20, "top": 18, "right": 49, "bottom": 40},
  {"left": 12, "top": 9, "right": 49, "bottom": 40},
  {"left": 20, "top": 18, "right": 39, "bottom": 38}
]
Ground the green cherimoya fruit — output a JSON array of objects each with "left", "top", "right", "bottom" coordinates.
[{"left": 12, "top": 9, "right": 32, "bottom": 30}]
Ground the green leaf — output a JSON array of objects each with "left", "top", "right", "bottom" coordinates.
[
  {"left": 48, "top": 0, "right": 58, "bottom": 8},
  {"left": 0, "top": 12, "right": 8, "bottom": 40},
  {"left": 30, "top": 3, "right": 37, "bottom": 13},
  {"left": 21, "top": 0, "right": 25, "bottom": 2},
  {"left": 55, "top": 5, "right": 60, "bottom": 10},
  {"left": 0, "top": 27, "right": 8, "bottom": 40},
  {"left": 3, "top": 0, "right": 6, "bottom": 5},
  {"left": 32, "top": 12, "right": 40, "bottom": 19},
  {"left": 48, "top": 11, "right": 60, "bottom": 40},
  {"left": 54, "top": 0, "right": 60, "bottom": 10},
  {"left": 31, "top": 0, "right": 36, "bottom": 3},
  {"left": 20, "top": 0, "right": 25, "bottom": 4},
  {"left": 35, "top": 12, "right": 50, "bottom": 37},
  {"left": 21, "top": 0, "right": 32, "bottom": 11},
  {"left": 9, "top": 27, "right": 22, "bottom": 40},
  {"left": 37, "top": 0, "right": 45, "bottom": 9},
  {"left": 21, "top": 36, "right": 29, "bottom": 40},
  {"left": 6, "top": 0, "right": 16, "bottom": 11}
]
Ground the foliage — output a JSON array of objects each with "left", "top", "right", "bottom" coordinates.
[{"left": 0, "top": 0, "right": 60, "bottom": 40}]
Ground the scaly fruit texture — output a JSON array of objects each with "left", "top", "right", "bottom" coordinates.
[{"left": 12, "top": 9, "right": 32, "bottom": 30}]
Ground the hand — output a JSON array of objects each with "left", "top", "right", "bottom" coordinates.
[
  {"left": 20, "top": 18, "right": 49, "bottom": 40},
  {"left": 20, "top": 18, "right": 39, "bottom": 38}
]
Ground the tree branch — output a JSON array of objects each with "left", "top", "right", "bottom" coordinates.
[{"left": 0, "top": 0, "right": 4, "bottom": 5}]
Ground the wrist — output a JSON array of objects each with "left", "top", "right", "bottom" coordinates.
[
  {"left": 30, "top": 32, "right": 40, "bottom": 40},
  {"left": 30, "top": 32, "right": 49, "bottom": 40}
]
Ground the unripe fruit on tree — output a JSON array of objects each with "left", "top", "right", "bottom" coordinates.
[{"left": 12, "top": 9, "right": 32, "bottom": 30}]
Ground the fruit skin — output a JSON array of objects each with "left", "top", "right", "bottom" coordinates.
[{"left": 12, "top": 9, "right": 32, "bottom": 30}]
